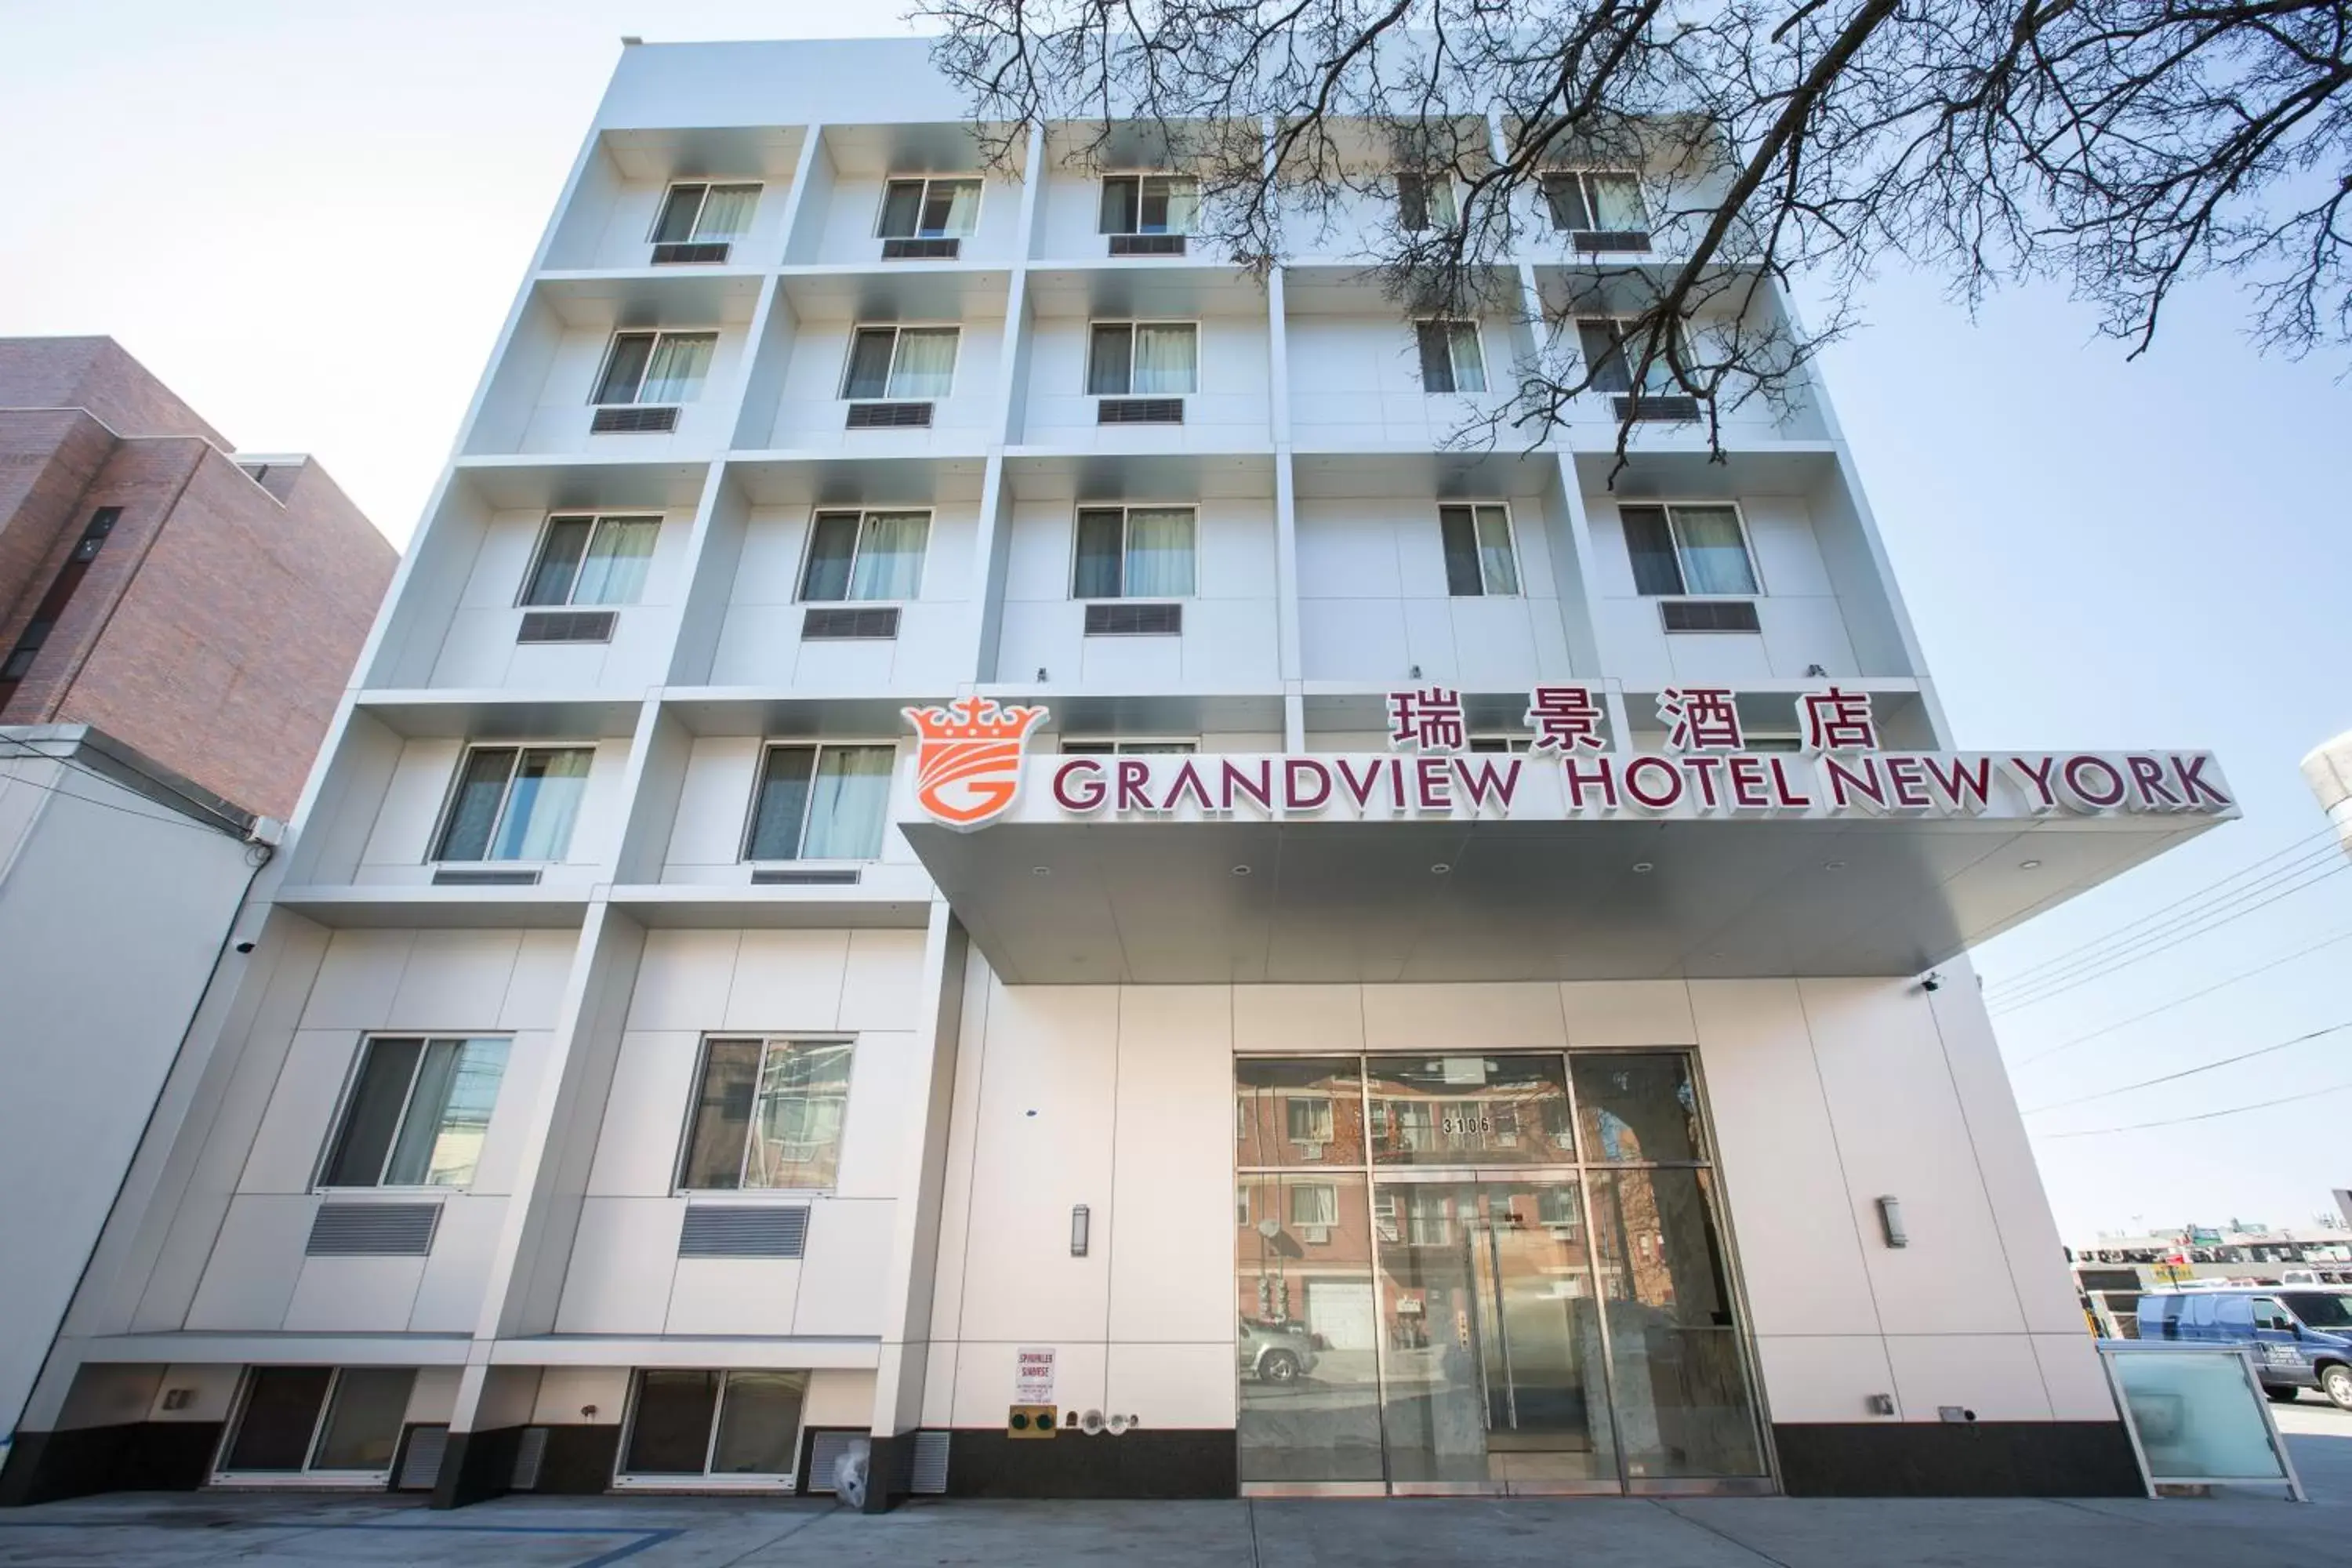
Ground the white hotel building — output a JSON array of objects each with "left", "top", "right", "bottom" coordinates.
[{"left": 2, "top": 38, "right": 2236, "bottom": 1508}]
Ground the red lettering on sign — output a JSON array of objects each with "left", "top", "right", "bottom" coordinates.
[
  {"left": 1454, "top": 757, "right": 1521, "bottom": 810},
  {"left": 1054, "top": 759, "right": 1107, "bottom": 811}
]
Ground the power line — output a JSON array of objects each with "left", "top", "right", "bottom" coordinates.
[
  {"left": 0, "top": 745, "right": 248, "bottom": 840},
  {"left": 1984, "top": 823, "right": 2343, "bottom": 996},
  {"left": 2011, "top": 923, "right": 2352, "bottom": 1069},
  {"left": 2020, "top": 1020, "right": 2352, "bottom": 1113},
  {"left": 2038, "top": 1077, "right": 2352, "bottom": 1138}
]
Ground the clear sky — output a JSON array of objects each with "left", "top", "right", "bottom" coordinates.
[{"left": 4, "top": 2, "right": 2347, "bottom": 1240}]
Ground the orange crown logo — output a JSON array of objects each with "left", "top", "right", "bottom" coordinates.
[{"left": 902, "top": 695, "right": 1049, "bottom": 830}]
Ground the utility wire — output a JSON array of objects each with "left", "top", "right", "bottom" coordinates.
[
  {"left": 0, "top": 753, "right": 249, "bottom": 840},
  {"left": 2020, "top": 1021, "right": 2352, "bottom": 1114},
  {"left": 2011, "top": 923, "right": 2352, "bottom": 1069},
  {"left": 2039, "top": 1077, "right": 2352, "bottom": 1138},
  {"left": 0, "top": 731, "right": 254, "bottom": 840},
  {"left": 1984, "top": 823, "right": 2343, "bottom": 996}
]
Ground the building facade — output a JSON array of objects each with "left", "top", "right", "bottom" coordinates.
[
  {"left": 2, "top": 39, "right": 2238, "bottom": 1509},
  {"left": 0, "top": 336, "right": 397, "bottom": 818}
]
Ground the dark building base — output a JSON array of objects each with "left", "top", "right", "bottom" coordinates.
[
  {"left": 946, "top": 1428, "right": 1236, "bottom": 1499},
  {"left": 533, "top": 1425, "right": 622, "bottom": 1495},
  {"left": 0, "top": 1422, "right": 223, "bottom": 1506},
  {"left": 1772, "top": 1421, "right": 2143, "bottom": 1497}
]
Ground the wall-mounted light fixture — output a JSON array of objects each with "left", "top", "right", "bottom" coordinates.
[
  {"left": 1071, "top": 1203, "right": 1091, "bottom": 1257},
  {"left": 1875, "top": 1195, "right": 1908, "bottom": 1249}
]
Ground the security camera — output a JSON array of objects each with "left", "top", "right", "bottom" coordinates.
[
  {"left": 234, "top": 940, "right": 257, "bottom": 955},
  {"left": 1920, "top": 971, "right": 1943, "bottom": 993}
]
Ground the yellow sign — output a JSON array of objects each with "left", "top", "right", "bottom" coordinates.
[{"left": 1007, "top": 1403, "right": 1058, "bottom": 1439}]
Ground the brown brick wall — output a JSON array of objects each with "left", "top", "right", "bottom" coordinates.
[
  {"left": 0, "top": 337, "right": 223, "bottom": 444},
  {"left": 0, "top": 410, "right": 122, "bottom": 627}
]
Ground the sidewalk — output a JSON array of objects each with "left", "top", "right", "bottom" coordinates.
[{"left": 0, "top": 1414, "right": 2338, "bottom": 1566}]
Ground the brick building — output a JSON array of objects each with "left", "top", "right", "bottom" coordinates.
[{"left": 0, "top": 337, "right": 395, "bottom": 818}]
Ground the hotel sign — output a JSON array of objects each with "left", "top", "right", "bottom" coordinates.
[{"left": 904, "top": 686, "right": 2233, "bottom": 830}]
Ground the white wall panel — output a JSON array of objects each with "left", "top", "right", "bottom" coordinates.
[
  {"left": 1358, "top": 982, "right": 1566, "bottom": 1052},
  {"left": 1232, "top": 985, "right": 1363, "bottom": 1054},
  {"left": 793, "top": 1197, "right": 896, "bottom": 1336},
  {"left": 951, "top": 1339, "right": 1108, "bottom": 1428},
  {"left": 626, "top": 930, "right": 744, "bottom": 1030},
  {"left": 838, "top": 931, "right": 926, "bottom": 1031},
  {"left": 1751, "top": 1334, "right": 1899, "bottom": 1425},
  {"left": 301, "top": 931, "right": 415, "bottom": 1029},
  {"left": 410, "top": 1197, "right": 508, "bottom": 1333},
  {"left": 466, "top": 1029, "right": 552, "bottom": 1199},
  {"left": 804, "top": 1367, "right": 877, "bottom": 1427},
  {"left": 833, "top": 1031, "right": 916, "bottom": 1200},
  {"left": 664, "top": 738, "right": 761, "bottom": 870},
  {"left": 2032, "top": 1334, "right": 2120, "bottom": 1422},
  {"left": 387, "top": 931, "right": 524, "bottom": 1032},
  {"left": 238, "top": 1031, "right": 355, "bottom": 1195},
  {"left": 284, "top": 1254, "right": 426, "bottom": 1333},
  {"left": 556, "top": 1198, "right": 684, "bottom": 1334},
  {"left": 532, "top": 1365, "right": 630, "bottom": 1425},
  {"left": 724, "top": 930, "right": 851, "bottom": 1029},
  {"left": 587, "top": 1031, "right": 700, "bottom": 1196},
  {"left": 1560, "top": 981, "right": 1697, "bottom": 1047},
  {"left": 1882, "top": 1334, "right": 2053, "bottom": 1422},
  {"left": 501, "top": 931, "right": 580, "bottom": 1031},
  {"left": 666, "top": 1257, "right": 802, "bottom": 1335},
  {"left": 1107, "top": 988, "right": 1231, "bottom": 1345},
  {"left": 1107, "top": 1342, "right": 1234, "bottom": 1428}
]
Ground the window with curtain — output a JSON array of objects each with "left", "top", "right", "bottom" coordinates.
[
  {"left": 521, "top": 514, "right": 660, "bottom": 607},
  {"left": 1618, "top": 503, "right": 1759, "bottom": 596},
  {"left": 1072, "top": 505, "right": 1196, "bottom": 598},
  {"left": 1438, "top": 504, "right": 1520, "bottom": 596},
  {"left": 1541, "top": 170, "right": 1649, "bottom": 234},
  {"left": 592, "top": 331, "right": 717, "bottom": 405},
  {"left": 840, "top": 325, "right": 960, "bottom": 400},
  {"left": 652, "top": 182, "right": 760, "bottom": 244},
  {"left": 1397, "top": 172, "right": 1459, "bottom": 230},
  {"left": 434, "top": 745, "right": 594, "bottom": 862},
  {"left": 1086, "top": 321, "right": 1199, "bottom": 396},
  {"left": 877, "top": 177, "right": 981, "bottom": 238},
  {"left": 677, "top": 1038, "right": 856, "bottom": 1191},
  {"left": 1414, "top": 321, "right": 1487, "bottom": 394},
  {"left": 797, "top": 510, "right": 929, "bottom": 601},
  {"left": 1099, "top": 174, "right": 1200, "bottom": 234},
  {"left": 1574, "top": 317, "right": 1684, "bottom": 397},
  {"left": 318, "top": 1036, "right": 511, "bottom": 1189},
  {"left": 744, "top": 743, "right": 896, "bottom": 861}
]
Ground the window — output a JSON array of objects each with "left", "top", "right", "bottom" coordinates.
[
  {"left": 521, "top": 515, "right": 659, "bottom": 608},
  {"left": 1099, "top": 174, "right": 1199, "bottom": 234},
  {"left": 0, "top": 507, "right": 118, "bottom": 701},
  {"left": 319, "top": 1036, "right": 510, "bottom": 1189},
  {"left": 1468, "top": 735, "right": 1534, "bottom": 753},
  {"left": 2253, "top": 1298, "right": 2295, "bottom": 1331},
  {"left": 1618, "top": 504, "right": 1759, "bottom": 597},
  {"left": 1087, "top": 321, "right": 1198, "bottom": 396},
  {"left": 1415, "top": 321, "right": 1487, "bottom": 394},
  {"left": 592, "top": 331, "right": 717, "bottom": 405},
  {"left": 1073, "top": 505, "right": 1196, "bottom": 598},
  {"left": 1287, "top": 1097, "right": 1335, "bottom": 1145},
  {"left": 218, "top": 1367, "right": 417, "bottom": 1478},
  {"left": 678, "top": 1037, "right": 855, "bottom": 1190},
  {"left": 797, "top": 510, "right": 928, "bottom": 601},
  {"left": 1575, "top": 317, "right": 1684, "bottom": 397},
  {"left": 1060, "top": 739, "right": 1197, "bottom": 755},
  {"left": 840, "top": 325, "right": 959, "bottom": 401},
  {"left": 434, "top": 746, "right": 594, "bottom": 862},
  {"left": 652, "top": 183, "right": 760, "bottom": 246},
  {"left": 878, "top": 177, "right": 981, "bottom": 238},
  {"left": 1289, "top": 1183, "right": 1338, "bottom": 1229},
  {"left": 1541, "top": 171, "right": 1647, "bottom": 235},
  {"left": 1397, "top": 171, "right": 1459, "bottom": 231},
  {"left": 743, "top": 744, "right": 896, "bottom": 862},
  {"left": 1439, "top": 504, "right": 1519, "bottom": 596},
  {"left": 621, "top": 1370, "right": 805, "bottom": 1482}
]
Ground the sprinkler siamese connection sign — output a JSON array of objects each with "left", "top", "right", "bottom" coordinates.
[{"left": 901, "top": 686, "right": 2233, "bottom": 832}]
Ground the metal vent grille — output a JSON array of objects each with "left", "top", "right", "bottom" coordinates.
[
  {"left": 1109, "top": 234, "right": 1187, "bottom": 256},
  {"left": 590, "top": 405, "right": 680, "bottom": 434},
  {"left": 1661, "top": 599, "right": 1762, "bottom": 633},
  {"left": 806, "top": 1431, "right": 869, "bottom": 1494},
  {"left": 510, "top": 1427, "right": 549, "bottom": 1490},
  {"left": 881, "top": 237, "right": 960, "bottom": 260},
  {"left": 1613, "top": 394, "right": 1702, "bottom": 423},
  {"left": 432, "top": 866, "right": 543, "bottom": 886},
  {"left": 801, "top": 605, "right": 900, "bottom": 640},
  {"left": 395, "top": 1425, "right": 448, "bottom": 1491},
  {"left": 751, "top": 866, "right": 863, "bottom": 886},
  {"left": 909, "top": 1429, "right": 951, "bottom": 1494},
  {"left": 1084, "top": 601, "right": 1183, "bottom": 636},
  {"left": 517, "top": 609, "right": 616, "bottom": 644},
  {"left": 679, "top": 1204, "right": 809, "bottom": 1258},
  {"left": 307, "top": 1201, "right": 441, "bottom": 1257},
  {"left": 652, "top": 241, "right": 731, "bottom": 264},
  {"left": 846, "top": 401, "right": 934, "bottom": 429},
  {"left": 1098, "top": 397, "right": 1185, "bottom": 425},
  {"left": 1570, "top": 229, "right": 1653, "bottom": 252}
]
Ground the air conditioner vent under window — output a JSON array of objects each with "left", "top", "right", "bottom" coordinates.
[
  {"left": 679, "top": 1204, "right": 810, "bottom": 1258},
  {"left": 1570, "top": 229, "right": 1653, "bottom": 253},
  {"left": 1098, "top": 397, "right": 1185, "bottom": 425},
  {"left": 1108, "top": 234, "right": 1187, "bottom": 256},
  {"left": 1661, "top": 600, "right": 1762, "bottom": 633},
  {"left": 846, "top": 401, "right": 934, "bottom": 429},
  {"left": 395, "top": 1426, "right": 448, "bottom": 1492},
  {"left": 432, "top": 866, "right": 543, "bottom": 887},
  {"left": 806, "top": 1431, "right": 871, "bottom": 1494},
  {"left": 909, "top": 1430, "right": 951, "bottom": 1494},
  {"left": 590, "top": 405, "right": 679, "bottom": 434},
  {"left": 801, "top": 605, "right": 901, "bottom": 640},
  {"left": 1613, "top": 394, "right": 1702, "bottom": 423},
  {"left": 881, "top": 237, "right": 961, "bottom": 260},
  {"left": 510, "top": 1428, "right": 549, "bottom": 1491},
  {"left": 1083, "top": 601, "right": 1182, "bottom": 636},
  {"left": 307, "top": 1201, "right": 441, "bottom": 1257},
  {"left": 517, "top": 609, "right": 616, "bottom": 644},
  {"left": 751, "top": 866, "right": 864, "bottom": 886},
  {"left": 652, "top": 240, "right": 731, "bottom": 264}
]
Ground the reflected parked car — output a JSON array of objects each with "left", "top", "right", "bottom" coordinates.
[
  {"left": 1239, "top": 1319, "right": 1320, "bottom": 1383},
  {"left": 2136, "top": 1287, "right": 2352, "bottom": 1409}
]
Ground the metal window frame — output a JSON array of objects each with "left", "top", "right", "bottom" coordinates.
[
  {"left": 428, "top": 742, "right": 597, "bottom": 864},
  {"left": 648, "top": 180, "right": 763, "bottom": 244},
  {"left": 1097, "top": 171, "right": 1202, "bottom": 235},
  {"left": 792, "top": 507, "right": 934, "bottom": 604},
  {"left": 1544, "top": 169, "right": 1649, "bottom": 234},
  {"left": 837, "top": 321, "right": 963, "bottom": 401},
  {"left": 1083, "top": 318, "right": 1202, "bottom": 397},
  {"left": 737, "top": 739, "right": 900, "bottom": 865},
  {"left": 1414, "top": 318, "right": 1488, "bottom": 394},
  {"left": 211, "top": 1365, "right": 414, "bottom": 1485},
  {"left": 1066, "top": 500, "right": 1201, "bottom": 601},
  {"left": 1437, "top": 499, "right": 1523, "bottom": 597},
  {"left": 672, "top": 1034, "right": 859, "bottom": 1196},
  {"left": 313, "top": 1033, "right": 513, "bottom": 1192},
  {"left": 590, "top": 328, "right": 720, "bottom": 407},
  {"left": 874, "top": 174, "right": 985, "bottom": 239},
  {"left": 612, "top": 1367, "right": 808, "bottom": 1489},
  {"left": 1057, "top": 736, "right": 1200, "bottom": 755},
  {"left": 516, "top": 513, "right": 664, "bottom": 608},
  {"left": 1616, "top": 499, "right": 1765, "bottom": 601}
]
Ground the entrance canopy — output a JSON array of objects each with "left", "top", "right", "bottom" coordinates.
[{"left": 899, "top": 748, "right": 2232, "bottom": 984}]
